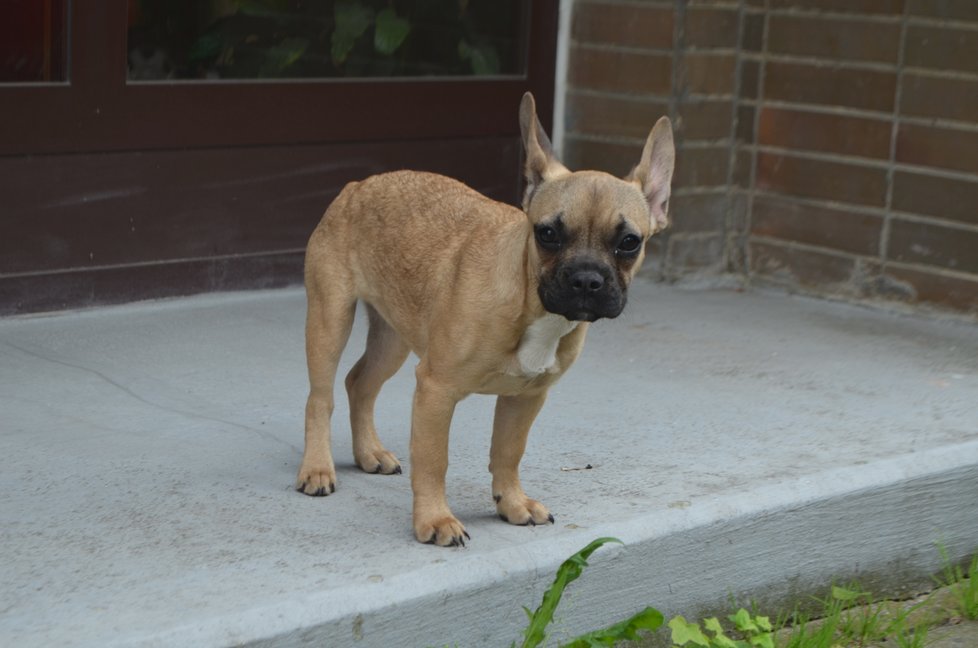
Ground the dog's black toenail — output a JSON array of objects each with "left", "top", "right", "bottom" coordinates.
[
  {"left": 393, "top": 465, "right": 402, "bottom": 474},
  {"left": 493, "top": 494, "right": 501, "bottom": 503},
  {"left": 329, "top": 483, "right": 336, "bottom": 493},
  {"left": 371, "top": 464, "right": 382, "bottom": 474},
  {"left": 463, "top": 530, "right": 471, "bottom": 540},
  {"left": 499, "top": 514, "right": 509, "bottom": 523},
  {"left": 547, "top": 514, "right": 555, "bottom": 523},
  {"left": 426, "top": 533, "right": 436, "bottom": 545},
  {"left": 296, "top": 482, "right": 306, "bottom": 492},
  {"left": 313, "top": 486, "right": 326, "bottom": 496}
]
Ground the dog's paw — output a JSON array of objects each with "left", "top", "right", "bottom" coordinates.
[
  {"left": 495, "top": 494, "right": 554, "bottom": 526},
  {"left": 295, "top": 463, "right": 337, "bottom": 496},
  {"left": 414, "top": 513, "right": 470, "bottom": 547},
  {"left": 354, "top": 448, "right": 402, "bottom": 475}
]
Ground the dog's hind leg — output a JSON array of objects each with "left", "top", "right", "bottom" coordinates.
[
  {"left": 296, "top": 276, "right": 356, "bottom": 497},
  {"left": 345, "top": 304, "right": 408, "bottom": 475}
]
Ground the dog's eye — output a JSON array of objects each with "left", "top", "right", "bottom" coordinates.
[
  {"left": 616, "top": 234, "right": 642, "bottom": 256},
  {"left": 535, "top": 225, "right": 561, "bottom": 250}
]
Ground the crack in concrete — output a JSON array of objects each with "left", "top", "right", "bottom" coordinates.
[{"left": 1, "top": 340, "right": 301, "bottom": 456}]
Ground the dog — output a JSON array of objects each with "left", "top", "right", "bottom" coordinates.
[{"left": 296, "top": 92, "right": 675, "bottom": 546}]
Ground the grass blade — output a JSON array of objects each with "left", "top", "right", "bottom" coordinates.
[{"left": 520, "top": 537, "right": 622, "bottom": 648}]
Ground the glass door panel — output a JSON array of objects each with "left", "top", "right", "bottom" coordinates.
[
  {"left": 127, "top": 0, "right": 528, "bottom": 81},
  {"left": 0, "top": 0, "right": 68, "bottom": 83}
]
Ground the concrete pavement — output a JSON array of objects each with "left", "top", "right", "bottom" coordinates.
[{"left": 1, "top": 281, "right": 976, "bottom": 646}]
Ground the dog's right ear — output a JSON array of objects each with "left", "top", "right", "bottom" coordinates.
[{"left": 519, "top": 92, "right": 570, "bottom": 211}]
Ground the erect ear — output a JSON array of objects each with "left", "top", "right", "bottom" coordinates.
[
  {"left": 626, "top": 116, "right": 675, "bottom": 233},
  {"left": 519, "top": 92, "right": 570, "bottom": 211}
]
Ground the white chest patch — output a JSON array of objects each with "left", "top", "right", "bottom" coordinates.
[{"left": 516, "top": 314, "right": 579, "bottom": 375}]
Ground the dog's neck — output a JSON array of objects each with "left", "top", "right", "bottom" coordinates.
[{"left": 516, "top": 313, "right": 578, "bottom": 375}]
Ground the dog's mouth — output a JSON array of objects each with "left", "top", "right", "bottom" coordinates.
[
  {"left": 565, "top": 303, "right": 625, "bottom": 322},
  {"left": 564, "top": 310, "right": 601, "bottom": 322},
  {"left": 540, "top": 292, "right": 626, "bottom": 322}
]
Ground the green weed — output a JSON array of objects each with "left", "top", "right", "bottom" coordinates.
[
  {"left": 669, "top": 608, "right": 774, "bottom": 648},
  {"left": 509, "top": 539, "right": 975, "bottom": 648},
  {"left": 778, "top": 584, "right": 932, "bottom": 648},
  {"left": 834, "top": 585, "right": 892, "bottom": 645},
  {"left": 516, "top": 536, "right": 663, "bottom": 648},
  {"left": 891, "top": 618, "right": 929, "bottom": 648},
  {"left": 936, "top": 544, "right": 978, "bottom": 620}
]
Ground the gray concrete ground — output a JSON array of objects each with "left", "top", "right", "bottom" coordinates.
[
  {"left": 1, "top": 281, "right": 976, "bottom": 647},
  {"left": 928, "top": 620, "right": 978, "bottom": 648}
]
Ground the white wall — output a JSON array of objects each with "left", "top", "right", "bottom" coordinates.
[{"left": 551, "top": 0, "right": 574, "bottom": 158}]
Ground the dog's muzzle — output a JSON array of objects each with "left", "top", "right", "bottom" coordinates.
[{"left": 539, "top": 261, "right": 625, "bottom": 322}]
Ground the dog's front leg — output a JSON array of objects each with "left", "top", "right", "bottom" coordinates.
[
  {"left": 410, "top": 370, "right": 468, "bottom": 546},
  {"left": 489, "top": 390, "right": 555, "bottom": 526}
]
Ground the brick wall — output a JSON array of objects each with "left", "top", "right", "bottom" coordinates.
[
  {"left": 565, "top": 0, "right": 744, "bottom": 282},
  {"left": 563, "top": 0, "right": 978, "bottom": 316}
]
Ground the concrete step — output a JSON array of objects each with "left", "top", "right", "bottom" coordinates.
[{"left": 1, "top": 281, "right": 976, "bottom": 647}]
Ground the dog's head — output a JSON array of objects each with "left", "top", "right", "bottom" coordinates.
[{"left": 519, "top": 93, "right": 675, "bottom": 322}]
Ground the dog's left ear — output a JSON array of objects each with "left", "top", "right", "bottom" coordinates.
[
  {"left": 520, "top": 92, "right": 570, "bottom": 211},
  {"left": 626, "top": 116, "right": 675, "bottom": 232}
]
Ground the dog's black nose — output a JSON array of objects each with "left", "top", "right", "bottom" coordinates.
[{"left": 567, "top": 269, "right": 604, "bottom": 294}]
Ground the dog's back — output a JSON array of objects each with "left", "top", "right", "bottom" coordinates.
[{"left": 305, "top": 170, "right": 529, "bottom": 355}]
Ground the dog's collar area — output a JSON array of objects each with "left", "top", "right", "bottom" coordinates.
[{"left": 516, "top": 314, "right": 579, "bottom": 375}]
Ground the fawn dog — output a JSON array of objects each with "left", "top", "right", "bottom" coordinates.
[{"left": 296, "top": 92, "right": 675, "bottom": 546}]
